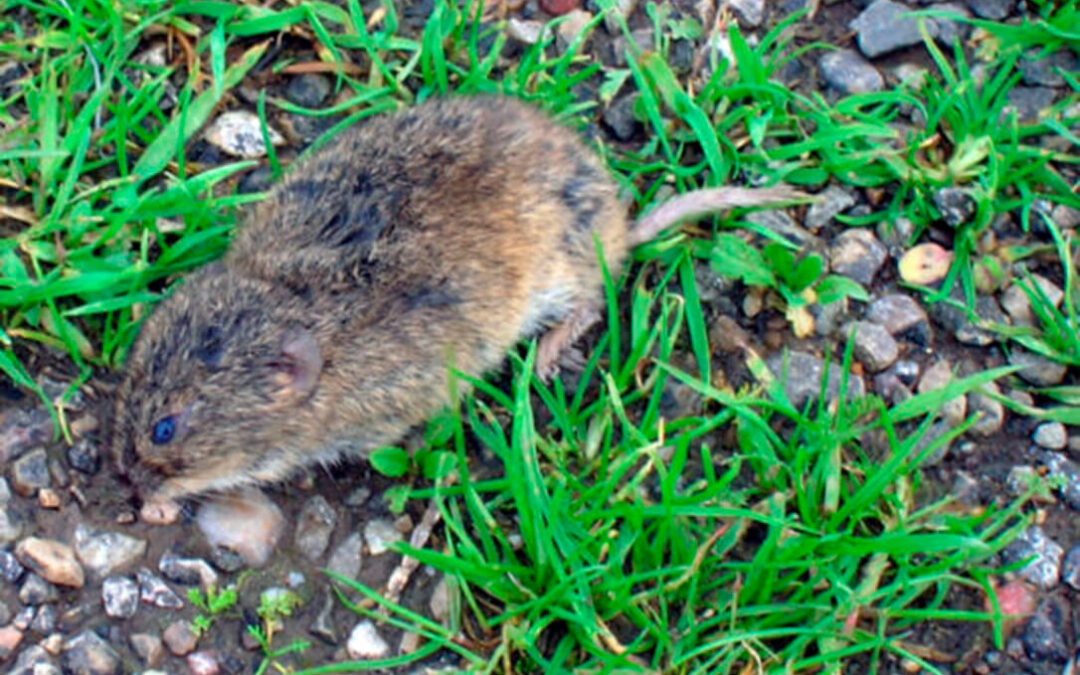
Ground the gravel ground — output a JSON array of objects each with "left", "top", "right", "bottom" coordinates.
[{"left": 1, "top": 0, "right": 1079, "bottom": 673}]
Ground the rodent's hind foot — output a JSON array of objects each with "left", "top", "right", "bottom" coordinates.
[{"left": 535, "top": 304, "right": 600, "bottom": 382}]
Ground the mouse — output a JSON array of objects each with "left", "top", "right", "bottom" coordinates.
[{"left": 110, "top": 94, "right": 804, "bottom": 524}]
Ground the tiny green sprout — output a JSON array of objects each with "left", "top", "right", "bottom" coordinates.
[{"left": 187, "top": 584, "right": 240, "bottom": 636}]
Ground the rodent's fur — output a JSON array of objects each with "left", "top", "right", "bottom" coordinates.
[{"left": 111, "top": 95, "right": 800, "bottom": 523}]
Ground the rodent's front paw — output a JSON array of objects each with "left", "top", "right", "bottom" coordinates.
[{"left": 139, "top": 498, "right": 182, "bottom": 525}]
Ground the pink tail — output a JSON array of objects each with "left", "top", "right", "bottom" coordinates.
[{"left": 629, "top": 185, "right": 810, "bottom": 246}]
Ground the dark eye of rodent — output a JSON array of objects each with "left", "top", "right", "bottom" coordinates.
[{"left": 151, "top": 416, "right": 177, "bottom": 445}]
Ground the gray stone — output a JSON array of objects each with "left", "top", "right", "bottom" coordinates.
[
  {"left": 18, "top": 573, "right": 56, "bottom": 605},
  {"left": 295, "top": 496, "right": 337, "bottom": 562},
  {"left": 806, "top": 187, "right": 856, "bottom": 231},
  {"left": 967, "top": 0, "right": 1014, "bottom": 19},
  {"left": 0, "top": 507, "right": 22, "bottom": 544},
  {"left": 929, "top": 289, "right": 1007, "bottom": 347},
  {"left": 73, "top": 525, "right": 147, "bottom": 580},
  {"left": 967, "top": 382, "right": 1005, "bottom": 437},
  {"left": 129, "top": 633, "right": 164, "bottom": 667},
  {"left": 848, "top": 321, "right": 899, "bottom": 372},
  {"left": 1000, "top": 275, "right": 1063, "bottom": 325},
  {"left": 237, "top": 166, "right": 274, "bottom": 195},
  {"left": 1061, "top": 545, "right": 1080, "bottom": 591},
  {"left": 0, "top": 599, "right": 11, "bottom": 626},
  {"left": 0, "top": 407, "right": 52, "bottom": 464},
  {"left": 1021, "top": 598, "right": 1070, "bottom": 663},
  {"left": 158, "top": 551, "right": 218, "bottom": 589},
  {"left": 601, "top": 94, "right": 640, "bottom": 141},
  {"left": 1019, "top": 48, "right": 1076, "bottom": 88},
  {"left": 951, "top": 470, "right": 980, "bottom": 505},
  {"left": 820, "top": 49, "right": 884, "bottom": 95},
  {"left": 6, "top": 645, "right": 57, "bottom": 675},
  {"left": 309, "top": 592, "right": 338, "bottom": 645},
  {"left": 208, "top": 546, "right": 246, "bottom": 573},
  {"left": 1001, "top": 526, "right": 1063, "bottom": 590},
  {"left": 65, "top": 439, "right": 100, "bottom": 475},
  {"left": 1051, "top": 203, "right": 1080, "bottom": 229},
  {"left": 764, "top": 351, "right": 866, "bottom": 409},
  {"left": 1030, "top": 448, "right": 1080, "bottom": 511},
  {"left": 507, "top": 17, "right": 544, "bottom": 45},
  {"left": 934, "top": 187, "right": 975, "bottom": 227},
  {"left": 729, "top": 0, "right": 765, "bottom": 25},
  {"left": 284, "top": 74, "right": 331, "bottom": 108},
  {"left": 1034, "top": 422, "right": 1068, "bottom": 450},
  {"left": 1006, "top": 86, "right": 1056, "bottom": 123},
  {"left": 11, "top": 605, "right": 32, "bottom": 631},
  {"left": 162, "top": 620, "right": 198, "bottom": 656},
  {"left": 850, "top": 0, "right": 965, "bottom": 58},
  {"left": 909, "top": 420, "right": 952, "bottom": 467},
  {"left": 10, "top": 448, "right": 49, "bottom": 497},
  {"left": 829, "top": 229, "right": 886, "bottom": 285},
  {"left": 917, "top": 360, "right": 966, "bottom": 428},
  {"left": 602, "top": 0, "right": 636, "bottom": 33},
  {"left": 745, "top": 209, "right": 819, "bottom": 248},
  {"left": 61, "top": 631, "right": 121, "bottom": 675},
  {"left": 326, "top": 532, "right": 363, "bottom": 581},
  {"left": 102, "top": 576, "right": 139, "bottom": 619},
  {"left": 1010, "top": 346, "right": 1068, "bottom": 386},
  {"left": 186, "top": 650, "right": 220, "bottom": 675},
  {"left": 363, "top": 519, "right": 404, "bottom": 556},
  {"left": 137, "top": 569, "right": 183, "bottom": 609},
  {"left": 29, "top": 605, "right": 55, "bottom": 634}
]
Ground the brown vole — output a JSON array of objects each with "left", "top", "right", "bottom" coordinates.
[{"left": 111, "top": 95, "right": 801, "bottom": 524}]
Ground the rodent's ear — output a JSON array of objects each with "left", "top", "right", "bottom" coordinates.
[{"left": 269, "top": 328, "right": 323, "bottom": 406}]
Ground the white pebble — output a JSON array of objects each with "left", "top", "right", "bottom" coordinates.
[
  {"left": 346, "top": 620, "right": 390, "bottom": 660},
  {"left": 363, "top": 519, "right": 403, "bottom": 556}
]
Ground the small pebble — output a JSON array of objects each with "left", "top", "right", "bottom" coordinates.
[
  {"left": 917, "top": 360, "right": 967, "bottom": 428},
  {"left": 10, "top": 448, "right": 50, "bottom": 497},
  {"left": 363, "top": 519, "right": 404, "bottom": 556},
  {"left": 295, "top": 495, "right": 338, "bottom": 562},
  {"left": 73, "top": 525, "right": 148, "bottom": 580},
  {"left": 159, "top": 551, "right": 218, "bottom": 590},
  {"left": 102, "top": 576, "right": 139, "bottom": 619},
  {"left": 507, "top": 17, "right": 543, "bottom": 45},
  {"left": 0, "top": 625, "right": 23, "bottom": 658},
  {"left": 202, "top": 111, "right": 284, "bottom": 159},
  {"left": 829, "top": 229, "right": 887, "bottom": 285},
  {"left": 162, "top": 620, "right": 198, "bottom": 656},
  {"left": 864, "top": 294, "right": 928, "bottom": 336},
  {"left": 429, "top": 578, "right": 451, "bottom": 623},
  {"left": 137, "top": 569, "right": 184, "bottom": 609},
  {"left": 1033, "top": 422, "right": 1067, "bottom": 450},
  {"left": 346, "top": 620, "right": 390, "bottom": 659},
  {"left": 61, "top": 630, "right": 121, "bottom": 675},
  {"left": 309, "top": 592, "right": 338, "bottom": 645},
  {"left": 37, "top": 488, "right": 61, "bottom": 509},
  {"left": 1001, "top": 526, "right": 1064, "bottom": 590},
  {"left": 934, "top": 187, "right": 976, "bottom": 227},
  {"left": 1021, "top": 598, "right": 1070, "bottom": 662},
  {"left": 30, "top": 605, "right": 56, "bottom": 634},
  {"left": 847, "top": 321, "right": 899, "bottom": 372},
  {"left": 0, "top": 505, "right": 21, "bottom": 544},
  {"left": 19, "top": 573, "right": 56, "bottom": 604},
  {"left": 539, "top": 0, "right": 579, "bottom": 15},
  {"left": 967, "top": 383, "right": 1006, "bottom": 437},
  {"left": 805, "top": 187, "right": 856, "bottom": 231},
  {"left": 819, "top": 49, "right": 884, "bottom": 95},
  {"left": 66, "top": 439, "right": 101, "bottom": 475},
  {"left": 284, "top": 73, "right": 331, "bottom": 108},
  {"left": 326, "top": 532, "right": 363, "bottom": 581},
  {"left": 15, "top": 537, "right": 84, "bottom": 588},
  {"left": 0, "top": 549, "right": 24, "bottom": 583},
  {"left": 208, "top": 546, "right": 246, "bottom": 573},
  {"left": 186, "top": 651, "right": 220, "bottom": 675},
  {"left": 129, "top": 633, "right": 165, "bottom": 667}
]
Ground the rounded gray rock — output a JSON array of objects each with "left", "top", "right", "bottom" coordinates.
[
  {"left": 848, "top": 321, "right": 899, "bottom": 372},
  {"left": 61, "top": 630, "right": 121, "bottom": 675},
  {"left": 829, "top": 229, "right": 886, "bottom": 286},
  {"left": 102, "top": 576, "right": 139, "bottom": 619},
  {"left": 820, "top": 49, "right": 884, "bottom": 95},
  {"left": 1033, "top": 422, "right": 1067, "bottom": 450},
  {"left": 295, "top": 495, "right": 338, "bottom": 562}
]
